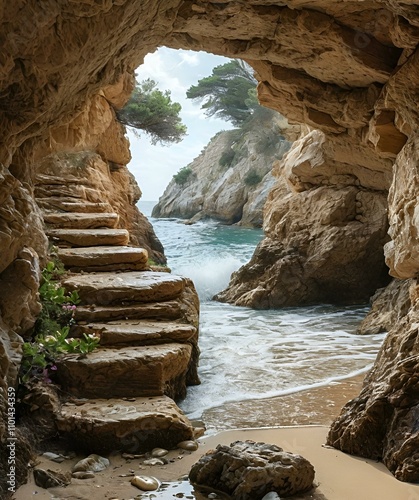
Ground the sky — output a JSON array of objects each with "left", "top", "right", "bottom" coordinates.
[{"left": 127, "top": 47, "right": 233, "bottom": 201}]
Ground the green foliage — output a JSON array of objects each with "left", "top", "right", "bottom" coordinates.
[
  {"left": 244, "top": 170, "right": 263, "bottom": 186},
  {"left": 219, "top": 148, "right": 236, "bottom": 169},
  {"left": 19, "top": 261, "right": 99, "bottom": 386},
  {"left": 186, "top": 60, "right": 258, "bottom": 126},
  {"left": 173, "top": 166, "right": 193, "bottom": 185},
  {"left": 117, "top": 78, "right": 187, "bottom": 146}
]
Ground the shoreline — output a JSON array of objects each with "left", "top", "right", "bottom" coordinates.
[
  {"left": 14, "top": 375, "right": 419, "bottom": 500},
  {"left": 198, "top": 373, "right": 366, "bottom": 434},
  {"left": 13, "top": 425, "right": 419, "bottom": 500}
]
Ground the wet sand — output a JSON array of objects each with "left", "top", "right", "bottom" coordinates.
[{"left": 13, "top": 377, "right": 419, "bottom": 500}]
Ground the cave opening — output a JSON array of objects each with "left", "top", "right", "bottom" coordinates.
[{"left": 3, "top": 2, "right": 419, "bottom": 497}]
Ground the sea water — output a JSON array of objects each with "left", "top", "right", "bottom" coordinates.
[{"left": 139, "top": 201, "right": 385, "bottom": 431}]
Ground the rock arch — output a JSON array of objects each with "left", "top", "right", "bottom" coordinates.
[{"left": 2, "top": 0, "right": 419, "bottom": 489}]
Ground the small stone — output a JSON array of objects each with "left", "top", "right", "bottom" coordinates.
[
  {"left": 72, "top": 471, "right": 95, "bottom": 479},
  {"left": 262, "top": 493, "right": 281, "bottom": 500},
  {"left": 33, "top": 468, "right": 71, "bottom": 488},
  {"left": 72, "top": 454, "right": 110, "bottom": 473},
  {"left": 193, "top": 427, "right": 205, "bottom": 439},
  {"left": 131, "top": 475, "right": 160, "bottom": 491},
  {"left": 143, "top": 458, "right": 165, "bottom": 466},
  {"left": 151, "top": 447, "right": 169, "bottom": 458},
  {"left": 208, "top": 494, "right": 218, "bottom": 499},
  {"left": 177, "top": 440, "right": 198, "bottom": 451},
  {"left": 42, "top": 452, "right": 66, "bottom": 463}
]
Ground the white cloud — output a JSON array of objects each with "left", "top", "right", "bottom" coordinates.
[{"left": 178, "top": 50, "right": 200, "bottom": 67}]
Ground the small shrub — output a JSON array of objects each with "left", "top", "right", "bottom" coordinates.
[
  {"left": 19, "top": 261, "right": 99, "bottom": 387},
  {"left": 244, "top": 170, "right": 263, "bottom": 186},
  {"left": 219, "top": 148, "right": 236, "bottom": 169},
  {"left": 173, "top": 166, "right": 193, "bottom": 185}
]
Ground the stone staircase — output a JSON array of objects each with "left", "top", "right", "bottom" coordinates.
[{"left": 35, "top": 187, "right": 200, "bottom": 454}]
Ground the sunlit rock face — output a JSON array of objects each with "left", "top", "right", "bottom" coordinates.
[{"left": 1, "top": 1, "right": 419, "bottom": 493}]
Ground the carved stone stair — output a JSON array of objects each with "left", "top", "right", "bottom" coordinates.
[
  {"left": 57, "top": 246, "right": 148, "bottom": 272},
  {"left": 36, "top": 197, "right": 113, "bottom": 213},
  {"left": 43, "top": 211, "right": 119, "bottom": 229},
  {"left": 34, "top": 189, "right": 200, "bottom": 454},
  {"left": 55, "top": 344, "right": 192, "bottom": 400},
  {"left": 74, "top": 300, "right": 188, "bottom": 323},
  {"left": 56, "top": 396, "right": 194, "bottom": 453},
  {"left": 47, "top": 228, "right": 130, "bottom": 247},
  {"left": 74, "top": 320, "right": 197, "bottom": 346},
  {"left": 63, "top": 271, "right": 186, "bottom": 305}
]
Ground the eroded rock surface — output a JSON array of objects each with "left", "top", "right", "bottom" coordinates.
[
  {"left": 328, "top": 281, "right": 419, "bottom": 483},
  {"left": 57, "top": 396, "right": 194, "bottom": 454},
  {"left": 216, "top": 148, "right": 390, "bottom": 307},
  {"left": 153, "top": 113, "right": 292, "bottom": 227},
  {"left": 189, "top": 440, "right": 315, "bottom": 499},
  {"left": 2, "top": 0, "right": 419, "bottom": 493}
]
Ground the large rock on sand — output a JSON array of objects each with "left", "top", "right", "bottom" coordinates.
[{"left": 189, "top": 440, "right": 315, "bottom": 499}]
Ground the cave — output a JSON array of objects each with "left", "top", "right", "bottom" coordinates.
[{"left": 2, "top": 1, "right": 419, "bottom": 496}]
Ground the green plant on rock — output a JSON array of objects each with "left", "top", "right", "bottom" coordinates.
[
  {"left": 173, "top": 166, "right": 193, "bottom": 186},
  {"left": 219, "top": 148, "right": 236, "bottom": 169},
  {"left": 244, "top": 169, "right": 263, "bottom": 186},
  {"left": 19, "top": 261, "right": 99, "bottom": 386}
]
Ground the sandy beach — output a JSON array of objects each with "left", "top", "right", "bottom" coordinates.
[{"left": 13, "top": 377, "right": 419, "bottom": 500}]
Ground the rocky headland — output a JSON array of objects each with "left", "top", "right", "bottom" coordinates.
[
  {"left": 2, "top": 1, "right": 419, "bottom": 495},
  {"left": 152, "top": 111, "right": 294, "bottom": 227}
]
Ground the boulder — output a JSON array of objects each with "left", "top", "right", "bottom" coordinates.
[{"left": 189, "top": 440, "right": 314, "bottom": 499}]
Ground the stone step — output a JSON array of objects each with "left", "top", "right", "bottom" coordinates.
[
  {"left": 75, "top": 320, "right": 197, "bottom": 346},
  {"left": 47, "top": 228, "right": 130, "bottom": 247},
  {"left": 74, "top": 300, "right": 186, "bottom": 322},
  {"left": 55, "top": 395, "right": 194, "bottom": 454},
  {"left": 55, "top": 344, "right": 192, "bottom": 400},
  {"left": 43, "top": 212, "right": 119, "bottom": 229},
  {"left": 63, "top": 271, "right": 186, "bottom": 305},
  {"left": 57, "top": 246, "right": 148, "bottom": 272},
  {"left": 37, "top": 197, "right": 113, "bottom": 213}
]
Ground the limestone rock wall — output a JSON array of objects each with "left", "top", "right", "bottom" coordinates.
[
  {"left": 216, "top": 129, "right": 392, "bottom": 307},
  {"left": 152, "top": 113, "right": 292, "bottom": 227},
  {"left": 1, "top": 0, "right": 419, "bottom": 491}
]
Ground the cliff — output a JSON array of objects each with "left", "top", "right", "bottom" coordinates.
[
  {"left": 1, "top": 0, "right": 419, "bottom": 490},
  {"left": 215, "top": 127, "right": 392, "bottom": 307},
  {"left": 152, "top": 112, "right": 292, "bottom": 226}
]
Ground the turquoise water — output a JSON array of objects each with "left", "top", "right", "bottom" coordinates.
[{"left": 139, "top": 201, "right": 385, "bottom": 430}]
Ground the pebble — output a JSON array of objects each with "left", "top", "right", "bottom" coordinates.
[
  {"left": 131, "top": 475, "right": 160, "bottom": 491},
  {"left": 151, "top": 447, "right": 169, "bottom": 458},
  {"left": 72, "top": 471, "right": 95, "bottom": 479},
  {"left": 261, "top": 493, "right": 281, "bottom": 500},
  {"left": 193, "top": 427, "right": 206, "bottom": 439},
  {"left": 208, "top": 494, "right": 218, "bottom": 499},
  {"left": 122, "top": 452, "right": 143, "bottom": 460},
  {"left": 143, "top": 458, "right": 165, "bottom": 466},
  {"left": 177, "top": 440, "right": 199, "bottom": 452},
  {"left": 72, "top": 454, "right": 110, "bottom": 473},
  {"left": 42, "top": 452, "right": 66, "bottom": 463}
]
